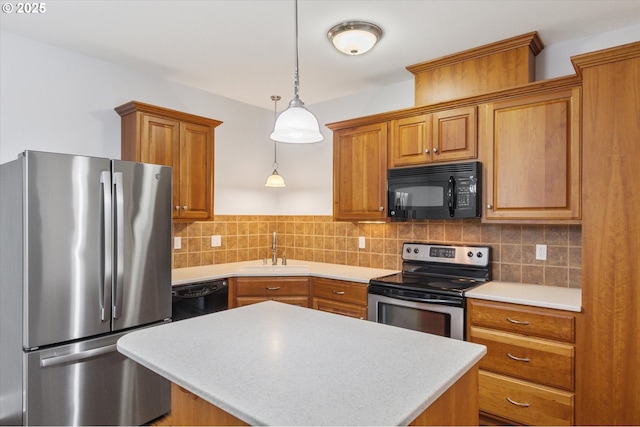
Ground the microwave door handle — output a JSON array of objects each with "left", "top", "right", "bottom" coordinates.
[{"left": 448, "top": 177, "right": 456, "bottom": 217}]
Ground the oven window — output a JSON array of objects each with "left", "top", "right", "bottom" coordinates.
[
  {"left": 392, "top": 186, "right": 444, "bottom": 208},
  {"left": 379, "top": 302, "right": 451, "bottom": 337}
]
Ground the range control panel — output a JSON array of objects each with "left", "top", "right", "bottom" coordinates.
[{"left": 401, "top": 243, "right": 490, "bottom": 267}]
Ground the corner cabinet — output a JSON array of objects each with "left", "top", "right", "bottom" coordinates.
[
  {"left": 229, "top": 276, "right": 310, "bottom": 308},
  {"left": 331, "top": 122, "right": 388, "bottom": 221},
  {"left": 115, "top": 101, "right": 222, "bottom": 221},
  {"left": 389, "top": 106, "right": 477, "bottom": 168},
  {"left": 481, "top": 87, "right": 581, "bottom": 222}
]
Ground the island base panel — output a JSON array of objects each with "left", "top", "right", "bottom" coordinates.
[{"left": 167, "top": 363, "right": 479, "bottom": 426}]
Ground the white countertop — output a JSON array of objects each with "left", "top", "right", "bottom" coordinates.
[
  {"left": 466, "top": 281, "right": 582, "bottom": 312},
  {"left": 172, "top": 259, "right": 398, "bottom": 286},
  {"left": 118, "top": 301, "right": 486, "bottom": 426}
]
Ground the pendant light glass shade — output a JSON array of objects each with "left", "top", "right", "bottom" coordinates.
[
  {"left": 328, "top": 21, "right": 383, "bottom": 56},
  {"left": 265, "top": 170, "right": 286, "bottom": 187},
  {"left": 265, "top": 95, "right": 287, "bottom": 187},
  {"left": 270, "top": 0, "right": 323, "bottom": 144},
  {"left": 270, "top": 96, "right": 323, "bottom": 143}
]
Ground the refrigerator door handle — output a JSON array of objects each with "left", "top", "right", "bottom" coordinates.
[
  {"left": 113, "top": 172, "right": 125, "bottom": 319},
  {"left": 39, "top": 344, "right": 117, "bottom": 368},
  {"left": 100, "top": 171, "right": 112, "bottom": 322}
]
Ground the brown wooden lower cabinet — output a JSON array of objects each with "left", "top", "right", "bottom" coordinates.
[
  {"left": 230, "top": 276, "right": 310, "bottom": 308},
  {"left": 311, "top": 277, "right": 368, "bottom": 319},
  {"left": 162, "top": 364, "right": 480, "bottom": 426}
]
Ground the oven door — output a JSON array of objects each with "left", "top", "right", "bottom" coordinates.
[{"left": 368, "top": 292, "right": 465, "bottom": 340}]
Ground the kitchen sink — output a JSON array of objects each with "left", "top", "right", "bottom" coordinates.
[{"left": 236, "top": 265, "right": 309, "bottom": 274}]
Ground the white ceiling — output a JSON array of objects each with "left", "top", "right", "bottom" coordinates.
[{"left": 2, "top": 0, "right": 639, "bottom": 110}]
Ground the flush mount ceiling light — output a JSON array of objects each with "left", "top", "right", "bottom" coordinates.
[
  {"left": 270, "top": 0, "right": 323, "bottom": 144},
  {"left": 265, "top": 95, "right": 286, "bottom": 188},
  {"left": 327, "top": 21, "right": 383, "bottom": 56}
]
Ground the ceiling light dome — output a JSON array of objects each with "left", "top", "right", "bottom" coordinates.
[{"left": 328, "top": 21, "right": 383, "bottom": 56}]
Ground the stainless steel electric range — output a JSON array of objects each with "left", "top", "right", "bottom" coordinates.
[{"left": 368, "top": 242, "right": 491, "bottom": 340}]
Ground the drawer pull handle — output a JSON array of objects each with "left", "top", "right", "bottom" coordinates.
[
  {"left": 332, "top": 290, "right": 346, "bottom": 295},
  {"left": 506, "top": 397, "right": 530, "bottom": 408},
  {"left": 507, "top": 353, "right": 531, "bottom": 362},
  {"left": 506, "top": 317, "right": 530, "bottom": 325},
  {"left": 265, "top": 286, "right": 281, "bottom": 291}
]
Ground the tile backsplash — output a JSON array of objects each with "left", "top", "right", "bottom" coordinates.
[{"left": 173, "top": 215, "right": 581, "bottom": 288}]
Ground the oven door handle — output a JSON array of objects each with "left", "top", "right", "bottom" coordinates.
[{"left": 377, "top": 292, "right": 462, "bottom": 307}]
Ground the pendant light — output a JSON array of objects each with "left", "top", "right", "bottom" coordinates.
[
  {"left": 270, "top": 0, "right": 323, "bottom": 144},
  {"left": 265, "top": 95, "right": 286, "bottom": 187}
]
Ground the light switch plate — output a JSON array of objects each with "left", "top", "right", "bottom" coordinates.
[
  {"left": 536, "top": 244, "right": 547, "bottom": 260},
  {"left": 211, "top": 235, "right": 222, "bottom": 247},
  {"left": 358, "top": 236, "right": 366, "bottom": 249},
  {"left": 174, "top": 236, "right": 181, "bottom": 250}
]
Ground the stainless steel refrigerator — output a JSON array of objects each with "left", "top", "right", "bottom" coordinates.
[{"left": 0, "top": 150, "right": 172, "bottom": 425}]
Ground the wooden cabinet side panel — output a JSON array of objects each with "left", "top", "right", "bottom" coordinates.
[
  {"left": 170, "top": 383, "right": 248, "bottom": 426},
  {"left": 409, "top": 363, "right": 479, "bottom": 426},
  {"left": 576, "top": 49, "right": 640, "bottom": 426}
]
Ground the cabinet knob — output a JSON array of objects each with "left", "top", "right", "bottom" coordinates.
[
  {"left": 433, "top": 147, "right": 438, "bottom": 154},
  {"left": 486, "top": 204, "right": 493, "bottom": 210},
  {"left": 183, "top": 206, "right": 188, "bottom": 210},
  {"left": 424, "top": 149, "right": 430, "bottom": 154},
  {"left": 378, "top": 206, "right": 384, "bottom": 211},
  {"left": 175, "top": 206, "right": 180, "bottom": 210}
]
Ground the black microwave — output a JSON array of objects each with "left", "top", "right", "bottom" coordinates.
[{"left": 387, "top": 161, "right": 481, "bottom": 221}]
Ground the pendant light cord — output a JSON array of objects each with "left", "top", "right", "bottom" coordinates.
[
  {"left": 293, "top": 0, "right": 300, "bottom": 101},
  {"left": 271, "top": 95, "right": 281, "bottom": 169}
]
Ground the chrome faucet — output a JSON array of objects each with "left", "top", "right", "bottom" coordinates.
[{"left": 272, "top": 232, "right": 278, "bottom": 265}]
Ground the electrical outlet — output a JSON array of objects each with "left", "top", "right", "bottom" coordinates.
[
  {"left": 174, "top": 237, "right": 181, "bottom": 250},
  {"left": 358, "top": 236, "right": 366, "bottom": 249},
  {"left": 536, "top": 244, "right": 547, "bottom": 260},
  {"left": 211, "top": 235, "right": 222, "bottom": 247}
]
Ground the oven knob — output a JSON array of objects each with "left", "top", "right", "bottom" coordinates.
[
  {"left": 406, "top": 247, "right": 412, "bottom": 253},
  {"left": 413, "top": 248, "right": 419, "bottom": 254},
  {"left": 476, "top": 252, "right": 483, "bottom": 258},
  {"left": 467, "top": 251, "right": 474, "bottom": 257}
]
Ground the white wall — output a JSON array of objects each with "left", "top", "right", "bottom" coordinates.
[{"left": 2, "top": 26, "right": 639, "bottom": 215}]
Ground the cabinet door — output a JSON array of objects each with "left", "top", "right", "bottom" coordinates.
[
  {"left": 389, "top": 115, "right": 431, "bottom": 167},
  {"left": 333, "top": 122, "right": 388, "bottom": 221},
  {"left": 432, "top": 106, "right": 477, "bottom": 162},
  {"left": 140, "top": 114, "right": 181, "bottom": 216},
  {"left": 178, "top": 122, "right": 213, "bottom": 220},
  {"left": 483, "top": 88, "right": 581, "bottom": 221}
]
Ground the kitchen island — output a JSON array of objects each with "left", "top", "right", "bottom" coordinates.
[{"left": 118, "top": 301, "right": 486, "bottom": 426}]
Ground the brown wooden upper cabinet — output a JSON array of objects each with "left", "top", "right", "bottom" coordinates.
[
  {"left": 332, "top": 122, "right": 388, "bottom": 221},
  {"left": 389, "top": 106, "right": 477, "bottom": 168},
  {"left": 115, "top": 101, "right": 222, "bottom": 221},
  {"left": 481, "top": 87, "right": 581, "bottom": 222}
]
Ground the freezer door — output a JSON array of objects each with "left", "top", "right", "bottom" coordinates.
[
  {"left": 111, "top": 160, "right": 172, "bottom": 331},
  {"left": 25, "top": 330, "right": 170, "bottom": 426},
  {"left": 24, "top": 151, "right": 113, "bottom": 349}
]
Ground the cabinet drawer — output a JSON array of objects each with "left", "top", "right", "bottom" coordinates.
[
  {"left": 479, "top": 371, "right": 574, "bottom": 426},
  {"left": 235, "top": 277, "right": 309, "bottom": 297},
  {"left": 236, "top": 296, "right": 309, "bottom": 308},
  {"left": 468, "top": 299, "right": 575, "bottom": 342},
  {"left": 313, "top": 298, "right": 367, "bottom": 319},
  {"left": 312, "top": 278, "right": 368, "bottom": 306},
  {"left": 470, "top": 327, "right": 574, "bottom": 391}
]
